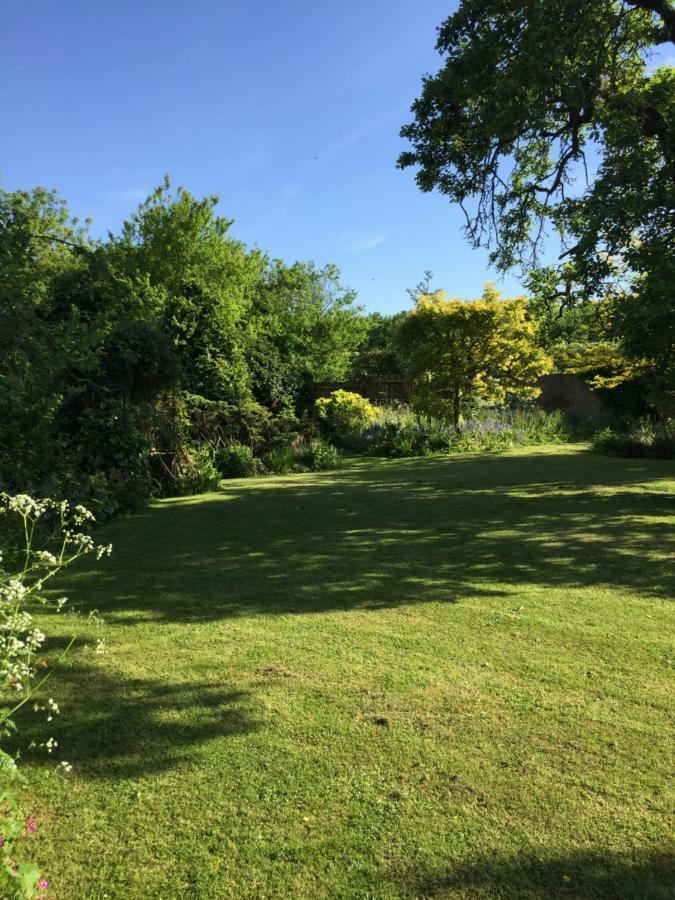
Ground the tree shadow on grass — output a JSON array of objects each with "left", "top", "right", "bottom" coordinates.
[
  {"left": 15, "top": 661, "right": 258, "bottom": 780},
  {"left": 54, "top": 451, "right": 674, "bottom": 625},
  {"left": 390, "top": 847, "right": 674, "bottom": 899}
]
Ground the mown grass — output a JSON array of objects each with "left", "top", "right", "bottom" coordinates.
[{"left": 23, "top": 446, "right": 675, "bottom": 898}]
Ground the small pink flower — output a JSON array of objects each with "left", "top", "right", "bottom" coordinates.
[
  {"left": 38, "top": 878, "right": 49, "bottom": 891},
  {"left": 25, "top": 816, "right": 37, "bottom": 835}
]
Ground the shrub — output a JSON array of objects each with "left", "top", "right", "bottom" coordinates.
[
  {"left": 219, "top": 443, "right": 255, "bottom": 478},
  {"left": 264, "top": 413, "right": 302, "bottom": 452},
  {"left": 185, "top": 396, "right": 303, "bottom": 460},
  {"left": 308, "top": 440, "right": 341, "bottom": 471},
  {"left": 652, "top": 436, "right": 675, "bottom": 459},
  {"left": 446, "top": 424, "right": 511, "bottom": 453},
  {"left": 591, "top": 420, "right": 674, "bottom": 459},
  {"left": 100, "top": 470, "right": 155, "bottom": 511},
  {"left": 389, "top": 423, "right": 421, "bottom": 457},
  {"left": 315, "top": 390, "right": 374, "bottom": 447},
  {"left": 174, "top": 446, "right": 222, "bottom": 495},
  {"left": 482, "top": 406, "right": 568, "bottom": 444},
  {"left": 264, "top": 447, "right": 294, "bottom": 475}
]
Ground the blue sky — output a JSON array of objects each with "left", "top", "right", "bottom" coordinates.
[{"left": 2, "top": 2, "right": 671, "bottom": 314}]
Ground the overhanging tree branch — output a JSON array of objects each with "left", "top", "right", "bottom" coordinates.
[{"left": 625, "top": 0, "right": 675, "bottom": 44}]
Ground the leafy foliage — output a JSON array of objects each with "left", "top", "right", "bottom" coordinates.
[
  {"left": 0, "top": 181, "right": 367, "bottom": 505},
  {"left": 362, "top": 406, "right": 568, "bottom": 457},
  {"left": 306, "top": 440, "right": 341, "bottom": 471},
  {"left": 399, "top": 0, "right": 674, "bottom": 415},
  {"left": 315, "top": 390, "right": 375, "bottom": 446},
  {"left": 397, "top": 286, "right": 552, "bottom": 428},
  {"left": 592, "top": 420, "right": 675, "bottom": 458},
  {"left": 219, "top": 444, "right": 256, "bottom": 479},
  {"left": 248, "top": 261, "right": 366, "bottom": 411},
  {"left": 349, "top": 312, "right": 406, "bottom": 381},
  {"left": 263, "top": 447, "right": 295, "bottom": 475}
]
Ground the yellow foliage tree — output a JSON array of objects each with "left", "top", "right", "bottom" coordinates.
[{"left": 397, "top": 285, "right": 552, "bottom": 429}]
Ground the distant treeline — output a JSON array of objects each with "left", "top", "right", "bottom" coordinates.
[{"left": 0, "top": 180, "right": 658, "bottom": 511}]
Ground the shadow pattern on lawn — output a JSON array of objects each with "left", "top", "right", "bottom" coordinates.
[
  {"left": 17, "top": 663, "right": 258, "bottom": 780},
  {"left": 58, "top": 451, "right": 674, "bottom": 625},
  {"left": 390, "top": 847, "right": 674, "bottom": 899}
]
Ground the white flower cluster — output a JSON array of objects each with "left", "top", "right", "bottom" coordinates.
[
  {"left": 72, "top": 505, "right": 95, "bottom": 525},
  {"left": 3, "top": 494, "right": 51, "bottom": 518},
  {"left": 33, "top": 696, "right": 60, "bottom": 722},
  {"left": 0, "top": 609, "right": 46, "bottom": 689},
  {"left": 0, "top": 492, "right": 112, "bottom": 698},
  {"left": 0, "top": 492, "right": 110, "bottom": 863},
  {"left": 33, "top": 550, "right": 58, "bottom": 568},
  {"left": 0, "top": 579, "right": 28, "bottom": 605}
]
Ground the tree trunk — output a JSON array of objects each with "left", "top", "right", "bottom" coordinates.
[{"left": 453, "top": 389, "right": 461, "bottom": 432}]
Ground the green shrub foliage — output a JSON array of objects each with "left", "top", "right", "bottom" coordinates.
[
  {"left": 592, "top": 421, "right": 674, "bottom": 460},
  {"left": 307, "top": 440, "right": 341, "bottom": 471},
  {"left": 315, "top": 390, "right": 375, "bottom": 447},
  {"left": 0, "top": 182, "right": 364, "bottom": 506},
  {"left": 219, "top": 444, "right": 256, "bottom": 479},
  {"left": 264, "top": 447, "right": 295, "bottom": 475}
]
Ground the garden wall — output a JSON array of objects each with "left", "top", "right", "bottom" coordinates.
[
  {"left": 535, "top": 374, "right": 607, "bottom": 421},
  {"left": 318, "top": 374, "right": 606, "bottom": 421}
]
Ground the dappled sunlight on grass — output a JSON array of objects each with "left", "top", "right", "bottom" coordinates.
[
  {"left": 55, "top": 446, "right": 674, "bottom": 626},
  {"left": 27, "top": 447, "right": 674, "bottom": 898}
]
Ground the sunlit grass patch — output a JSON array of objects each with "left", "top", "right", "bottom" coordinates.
[{"left": 25, "top": 445, "right": 675, "bottom": 898}]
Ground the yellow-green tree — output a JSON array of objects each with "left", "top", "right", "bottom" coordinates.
[{"left": 397, "top": 286, "right": 552, "bottom": 429}]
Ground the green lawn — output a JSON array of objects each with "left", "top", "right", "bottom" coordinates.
[{"left": 25, "top": 445, "right": 674, "bottom": 898}]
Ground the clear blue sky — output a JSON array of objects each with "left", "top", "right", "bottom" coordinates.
[{"left": 4, "top": 1, "right": 668, "bottom": 314}]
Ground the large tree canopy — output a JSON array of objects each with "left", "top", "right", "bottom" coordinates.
[
  {"left": 0, "top": 181, "right": 369, "bottom": 502},
  {"left": 399, "top": 1, "right": 674, "bottom": 410},
  {"left": 248, "top": 260, "right": 365, "bottom": 410}
]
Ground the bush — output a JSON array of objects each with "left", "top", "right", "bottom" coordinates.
[
  {"left": 487, "top": 406, "right": 568, "bottom": 444},
  {"left": 315, "top": 390, "right": 374, "bottom": 447},
  {"left": 652, "top": 436, "right": 675, "bottom": 459},
  {"left": 264, "top": 447, "right": 294, "bottom": 475},
  {"left": 94, "top": 470, "right": 154, "bottom": 513},
  {"left": 307, "top": 440, "right": 341, "bottom": 471},
  {"left": 175, "top": 446, "right": 222, "bottom": 495},
  {"left": 389, "top": 423, "right": 421, "bottom": 457},
  {"left": 219, "top": 443, "right": 255, "bottom": 478},
  {"left": 185, "top": 395, "right": 303, "bottom": 460},
  {"left": 591, "top": 420, "right": 674, "bottom": 459}
]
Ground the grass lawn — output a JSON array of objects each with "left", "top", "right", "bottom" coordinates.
[{"left": 23, "top": 445, "right": 674, "bottom": 898}]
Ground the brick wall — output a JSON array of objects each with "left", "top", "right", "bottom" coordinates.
[
  {"left": 536, "top": 374, "right": 606, "bottom": 420},
  {"left": 317, "top": 373, "right": 606, "bottom": 420}
]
